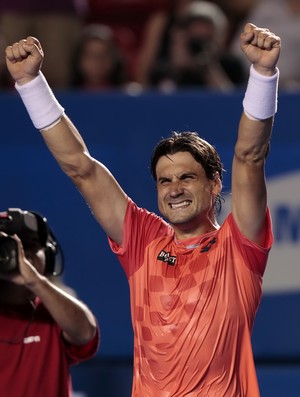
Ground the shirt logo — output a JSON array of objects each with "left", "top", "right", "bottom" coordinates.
[
  {"left": 23, "top": 335, "right": 41, "bottom": 344},
  {"left": 200, "top": 237, "right": 217, "bottom": 252},
  {"left": 157, "top": 250, "right": 177, "bottom": 266}
]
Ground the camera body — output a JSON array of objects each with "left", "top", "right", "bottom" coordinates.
[
  {"left": 0, "top": 208, "right": 63, "bottom": 276},
  {"left": 0, "top": 235, "right": 19, "bottom": 274}
]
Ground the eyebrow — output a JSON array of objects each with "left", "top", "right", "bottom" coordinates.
[{"left": 158, "top": 171, "right": 198, "bottom": 181}]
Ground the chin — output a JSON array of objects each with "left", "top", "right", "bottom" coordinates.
[{"left": 167, "top": 214, "right": 195, "bottom": 226}]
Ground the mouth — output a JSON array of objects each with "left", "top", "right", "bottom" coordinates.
[{"left": 169, "top": 200, "right": 192, "bottom": 209}]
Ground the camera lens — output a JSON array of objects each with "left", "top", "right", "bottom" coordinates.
[{"left": 0, "top": 236, "right": 19, "bottom": 274}]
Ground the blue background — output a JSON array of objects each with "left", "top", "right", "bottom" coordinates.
[{"left": 0, "top": 89, "right": 299, "bottom": 396}]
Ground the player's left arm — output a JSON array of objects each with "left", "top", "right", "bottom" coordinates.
[{"left": 232, "top": 23, "right": 281, "bottom": 244}]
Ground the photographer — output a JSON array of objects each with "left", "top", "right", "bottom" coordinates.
[
  {"left": 0, "top": 208, "right": 99, "bottom": 397},
  {"left": 149, "top": 0, "right": 247, "bottom": 91}
]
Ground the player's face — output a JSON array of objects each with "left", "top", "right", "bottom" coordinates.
[{"left": 156, "top": 151, "right": 221, "bottom": 237}]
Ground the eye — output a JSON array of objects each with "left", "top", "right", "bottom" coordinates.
[
  {"left": 180, "top": 174, "right": 195, "bottom": 181},
  {"left": 158, "top": 178, "right": 171, "bottom": 185}
]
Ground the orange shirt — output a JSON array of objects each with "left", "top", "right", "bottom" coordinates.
[{"left": 109, "top": 199, "right": 273, "bottom": 397}]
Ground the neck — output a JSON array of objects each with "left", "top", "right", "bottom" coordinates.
[{"left": 173, "top": 218, "right": 219, "bottom": 240}]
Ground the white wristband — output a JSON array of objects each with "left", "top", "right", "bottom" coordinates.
[
  {"left": 15, "top": 72, "right": 65, "bottom": 130},
  {"left": 243, "top": 65, "right": 279, "bottom": 121}
]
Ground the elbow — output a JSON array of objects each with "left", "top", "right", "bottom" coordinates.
[
  {"left": 61, "top": 152, "right": 96, "bottom": 184},
  {"left": 66, "top": 318, "right": 99, "bottom": 346},
  {"left": 79, "top": 311, "right": 99, "bottom": 345},
  {"left": 81, "top": 321, "right": 99, "bottom": 345},
  {"left": 234, "top": 144, "right": 269, "bottom": 165}
]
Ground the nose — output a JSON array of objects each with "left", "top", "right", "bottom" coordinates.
[{"left": 169, "top": 180, "right": 184, "bottom": 197}]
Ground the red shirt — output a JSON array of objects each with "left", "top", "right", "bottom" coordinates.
[
  {"left": 0, "top": 299, "right": 99, "bottom": 397},
  {"left": 109, "top": 198, "right": 273, "bottom": 397}
]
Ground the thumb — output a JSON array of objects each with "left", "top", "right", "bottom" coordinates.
[
  {"left": 26, "top": 36, "right": 42, "bottom": 49},
  {"left": 244, "top": 22, "right": 257, "bottom": 34},
  {"left": 22, "top": 36, "right": 43, "bottom": 57}
]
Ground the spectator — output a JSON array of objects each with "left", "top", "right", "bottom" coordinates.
[
  {"left": 0, "top": 208, "right": 99, "bottom": 397},
  {"left": 0, "top": 0, "right": 87, "bottom": 89},
  {"left": 134, "top": 0, "right": 189, "bottom": 88},
  {"left": 146, "top": 1, "right": 247, "bottom": 92},
  {"left": 70, "top": 24, "right": 128, "bottom": 91},
  {"left": 84, "top": 0, "right": 172, "bottom": 81}
]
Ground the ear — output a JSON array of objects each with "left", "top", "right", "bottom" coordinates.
[{"left": 212, "top": 172, "right": 222, "bottom": 195}]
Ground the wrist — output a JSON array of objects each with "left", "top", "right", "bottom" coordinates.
[
  {"left": 16, "top": 74, "right": 39, "bottom": 86},
  {"left": 252, "top": 64, "right": 277, "bottom": 77},
  {"left": 25, "top": 273, "right": 47, "bottom": 292},
  {"left": 15, "top": 72, "right": 65, "bottom": 130},
  {"left": 243, "top": 64, "right": 279, "bottom": 120}
]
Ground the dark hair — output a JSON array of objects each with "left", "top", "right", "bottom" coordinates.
[{"left": 150, "top": 131, "right": 225, "bottom": 214}]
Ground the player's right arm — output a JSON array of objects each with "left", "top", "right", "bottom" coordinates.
[{"left": 6, "top": 37, "right": 127, "bottom": 245}]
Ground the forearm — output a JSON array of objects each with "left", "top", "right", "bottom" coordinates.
[
  {"left": 204, "top": 63, "right": 234, "bottom": 91},
  {"left": 237, "top": 65, "right": 279, "bottom": 159},
  {"left": 40, "top": 115, "right": 93, "bottom": 178},
  {"left": 235, "top": 113, "right": 273, "bottom": 162},
  {"left": 28, "top": 275, "right": 97, "bottom": 345}
]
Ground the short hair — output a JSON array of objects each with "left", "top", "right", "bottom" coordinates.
[{"left": 150, "top": 131, "right": 224, "bottom": 214}]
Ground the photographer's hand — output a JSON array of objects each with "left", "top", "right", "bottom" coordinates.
[{"left": 0, "top": 233, "right": 42, "bottom": 286}]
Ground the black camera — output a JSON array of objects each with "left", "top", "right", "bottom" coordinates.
[
  {"left": 0, "top": 209, "right": 40, "bottom": 274},
  {"left": 0, "top": 235, "right": 19, "bottom": 274},
  {"left": 0, "top": 208, "right": 63, "bottom": 276},
  {"left": 187, "top": 36, "right": 214, "bottom": 58}
]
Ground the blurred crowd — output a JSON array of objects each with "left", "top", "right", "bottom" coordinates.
[{"left": 0, "top": 0, "right": 299, "bottom": 92}]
